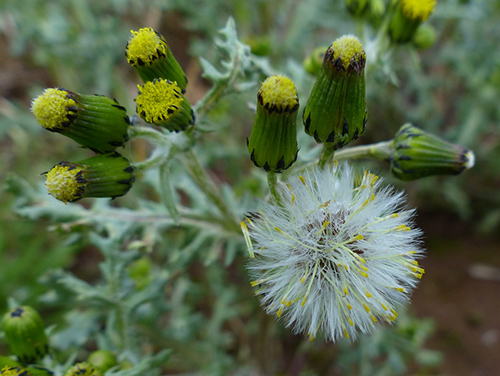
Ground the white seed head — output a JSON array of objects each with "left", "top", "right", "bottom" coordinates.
[{"left": 242, "top": 163, "right": 425, "bottom": 342}]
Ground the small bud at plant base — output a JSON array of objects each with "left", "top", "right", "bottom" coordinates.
[
  {"left": 303, "top": 35, "right": 367, "bottom": 149},
  {"left": 126, "top": 27, "right": 188, "bottom": 92},
  {"left": 412, "top": 24, "right": 437, "bottom": 50},
  {"left": 44, "top": 152, "right": 135, "bottom": 203},
  {"left": 87, "top": 350, "right": 117, "bottom": 374},
  {"left": 1, "top": 307, "right": 48, "bottom": 364},
  {"left": 247, "top": 75, "right": 299, "bottom": 173},
  {"left": 389, "top": 0, "right": 436, "bottom": 44},
  {"left": 303, "top": 46, "right": 329, "bottom": 76},
  {"left": 0, "top": 366, "right": 30, "bottom": 376},
  {"left": 64, "top": 363, "right": 101, "bottom": 376},
  {"left": 31, "top": 88, "right": 130, "bottom": 154},
  {"left": 127, "top": 257, "right": 153, "bottom": 290},
  {"left": 135, "top": 79, "right": 194, "bottom": 132},
  {"left": 390, "top": 123, "right": 475, "bottom": 181}
]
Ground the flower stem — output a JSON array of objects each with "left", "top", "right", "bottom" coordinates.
[
  {"left": 159, "top": 158, "right": 180, "bottom": 225},
  {"left": 267, "top": 171, "right": 283, "bottom": 207},
  {"left": 182, "top": 148, "right": 239, "bottom": 232},
  {"left": 132, "top": 146, "right": 173, "bottom": 171},
  {"left": 318, "top": 143, "right": 336, "bottom": 169},
  {"left": 128, "top": 124, "right": 169, "bottom": 146},
  {"left": 334, "top": 140, "right": 392, "bottom": 161}
]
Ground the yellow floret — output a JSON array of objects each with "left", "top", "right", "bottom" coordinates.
[
  {"left": 31, "top": 88, "right": 77, "bottom": 130},
  {"left": 332, "top": 35, "right": 366, "bottom": 70},
  {"left": 135, "top": 79, "right": 183, "bottom": 124},
  {"left": 259, "top": 75, "right": 298, "bottom": 112},
  {"left": 45, "top": 163, "right": 85, "bottom": 204},
  {"left": 126, "top": 27, "right": 168, "bottom": 65},
  {"left": 401, "top": 0, "right": 437, "bottom": 21}
]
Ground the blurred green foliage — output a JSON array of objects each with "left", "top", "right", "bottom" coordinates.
[{"left": 0, "top": 0, "right": 498, "bottom": 374}]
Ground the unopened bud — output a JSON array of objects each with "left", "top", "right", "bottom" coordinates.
[
  {"left": 87, "top": 350, "right": 117, "bottom": 374},
  {"left": 44, "top": 152, "right": 135, "bottom": 203},
  {"left": 303, "top": 35, "right": 367, "bottom": 149},
  {"left": 412, "top": 24, "right": 437, "bottom": 50},
  {"left": 31, "top": 88, "right": 130, "bottom": 154},
  {"left": 1, "top": 307, "right": 48, "bottom": 364},
  {"left": 135, "top": 78, "right": 194, "bottom": 132},
  {"left": 248, "top": 75, "right": 299, "bottom": 172},
  {"left": 389, "top": 0, "right": 437, "bottom": 44},
  {"left": 126, "top": 28, "right": 188, "bottom": 92},
  {"left": 303, "top": 46, "right": 329, "bottom": 76},
  {"left": 390, "top": 123, "right": 475, "bottom": 181}
]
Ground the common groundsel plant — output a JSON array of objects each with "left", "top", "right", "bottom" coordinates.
[{"left": 3, "top": 1, "right": 475, "bottom": 375}]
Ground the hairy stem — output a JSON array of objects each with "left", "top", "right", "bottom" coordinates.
[
  {"left": 267, "top": 171, "right": 284, "bottom": 207},
  {"left": 318, "top": 143, "right": 336, "bottom": 169},
  {"left": 182, "top": 148, "right": 240, "bottom": 232}
]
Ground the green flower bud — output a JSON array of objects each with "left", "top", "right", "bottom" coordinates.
[
  {"left": 87, "top": 350, "right": 117, "bottom": 374},
  {"left": 247, "top": 75, "right": 299, "bottom": 173},
  {"left": 126, "top": 28, "right": 188, "bottom": 93},
  {"left": 44, "top": 152, "right": 135, "bottom": 203},
  {"left": 31, "top": 88, "right": 130, "bottom": 154},
  {"left": 127, "top": 257, "right": 153, "bottom": 290},
  {"left": 63, "top": 363, "right": 101, "bottom": 376},
  {"left": 135, "top": 78, "right": 194, "bottom": 132},
  {"left": 0, "top": 366, "right": 30, "bottom": 376},
  {"left": 412, "top": 24, "right": 437, "bottom": 50},
  {"left": 390, "top": 123, "right": 475, "bottom": 181},
  {"left": 303, "top": 46, "right": 329, "bottom": 76},
  {"left": 1, "top": 307, "right": 48, "bottom": 364},
  {"left": 389, "top": 0, "right": 436, "bottom": 44},
  {"left": 303, "top": 35, "right": 367, "bottom": 149}
]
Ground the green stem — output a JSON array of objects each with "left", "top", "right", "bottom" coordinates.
[
  {"left": 159, "top": 160, "right": 180, "bottom": 225},
  {"left": 128, "top": 125, "right": 169, "bottom": 146},
  {"left": 318, "top": 143, "right": 336, "bottom": 169},
  {"left": 132, "top": 146, "right": 172, "bottom": 171},
  {"left": 267, "top": 171, "right": 283, "bottom": 206},
  {"left": 288, "top": 140, "right": 393, "bottom": 176},
  {"left": 334, "top": 140, "right": 393, "bottom": 161},
  {"left": 182, "top": 148, "right": 240, "bottom": 232}
]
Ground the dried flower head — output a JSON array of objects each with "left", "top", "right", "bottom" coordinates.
[{"left": 241, "top": 163, "right": 425, "bottom": 342}]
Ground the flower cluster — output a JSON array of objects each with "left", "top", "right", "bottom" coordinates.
[
  {"left": 30, "top": 27, "right": 195, "bottom": 203},
  {"left": 242, "top": 163, "right": 424, "bottom": 341}
]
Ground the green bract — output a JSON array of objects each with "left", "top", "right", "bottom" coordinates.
[
  {"left": 31, "top": 89, "right": 131, "bottom": 154},
  {"left": 247, "top": 75, "right": 299, "bottom": 173},
  {"left": 44, "top": 152, "right": 135, "bottom": 203},
  {"left": 1, "top": 307, "right": 48, "bottom": 364},
  {"left": 303, "top": 35, "right": 367, "bottom": 149},
  {"left": 126, "top": 28, "right": 188, "bottom": 93},
  {"left": 389, "top": 0, "right": 436, "bottom": 43},
  {"left": 390, "top": 123, "right": 475, "bottom": 181},
  {"left": 87, "top": 350, "right": 117, "bottom": 373}
]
